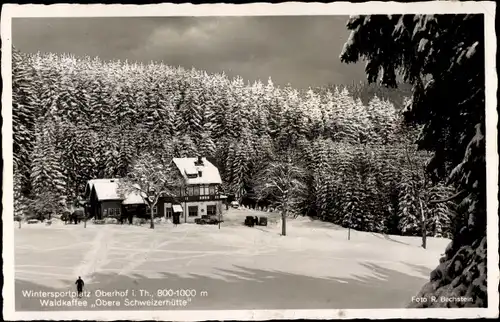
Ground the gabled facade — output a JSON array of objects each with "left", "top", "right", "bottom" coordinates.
[
  {"left": 83, "top": 178, "right": 146, "bottom": 220},
  {"left": 159, "top": 156, "right": 225, "bottom": 223},
  {"left": 83, "top": 157, "right": 226, "bottom": 223}
]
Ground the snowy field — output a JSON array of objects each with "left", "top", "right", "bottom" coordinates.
[{"left": 14, "top": 208, "right": 450, "bottom": 311}]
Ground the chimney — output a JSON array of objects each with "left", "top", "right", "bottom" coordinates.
[{"left": 198, "top": 170, "right": 203, "bottom": 177}]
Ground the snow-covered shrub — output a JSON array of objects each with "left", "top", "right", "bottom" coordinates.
[{"left": 105, "top": 218, "right": 118, "bottom": 224}]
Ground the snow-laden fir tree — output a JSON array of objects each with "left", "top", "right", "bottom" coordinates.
[
  {"left": 341, "top": 13, "right": 487, "bottom": 307},
  {"left": 30, "top": 121, "right": 67, "bottom": 219}
]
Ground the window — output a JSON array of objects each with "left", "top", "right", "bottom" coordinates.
[
  {"left": 108, "top": 208, "right": 121, "bottom": 218},
  {"left": 209, "top": 186, "right": 216, "bottom": 195},
  {"left": 186, "top": 187, "right": 193, "bottom": 196},
  {"left": 188, "top": 206, "right": 198, "bottom": 217},
  {"left": 207, "top": 205, "right": 217, "bottom": 216},
  {"left": 192, "top": 186, "right": 200, "bottom": 196},
  {"left": 165, "top": 203, "right": 172, "bottom": 218},
  {"left": 146, "top": 206, "right": 158, "bottom": 216}
]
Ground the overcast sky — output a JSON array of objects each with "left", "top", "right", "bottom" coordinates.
[{"left": 12, "top": 16, "right": 366, "bottom": 89}]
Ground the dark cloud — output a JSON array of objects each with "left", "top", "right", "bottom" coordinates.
[{"left": 12, "top": 16, "right": 366, "bottom": 88}]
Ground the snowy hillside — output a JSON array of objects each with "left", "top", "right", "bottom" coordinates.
[{"left": 14, "top": 209, "right": 449, "bottom": 310}]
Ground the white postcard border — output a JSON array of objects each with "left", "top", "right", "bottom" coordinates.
[{"left": 2, "top": 2, "right": 498, "bottom": 320}]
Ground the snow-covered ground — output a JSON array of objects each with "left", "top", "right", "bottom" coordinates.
[{"left": 14, "top": 208, "right": 450, "bottom": 310}]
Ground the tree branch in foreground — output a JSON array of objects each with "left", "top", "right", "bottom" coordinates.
[{"left": 428, "top": 190, "right": 466, "bottom": 204}]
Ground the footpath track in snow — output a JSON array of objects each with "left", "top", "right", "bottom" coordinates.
[{"left": 14, "top": 210, "right": 449, "bottom": 310}]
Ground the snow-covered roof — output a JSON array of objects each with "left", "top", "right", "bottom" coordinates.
[
  {"left": 87, "top": 179, "right": 119, "bottom": 189},
  {"left": 91, "top": 179, "right": 122, "bottom": 201},
  {"left": 85, "top": 178, "right": 117, "bottom": 197},
  {"left": 172, "top": 157, "right": 222, "bottom": 185},
  {"left": 122, "top": 190, "right": 146, "bottom": 205},
  {"left": 87, "top": 179, "right": 145, "bottom": 204}
]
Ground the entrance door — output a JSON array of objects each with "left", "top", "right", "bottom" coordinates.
[
  {"left": 165, "top": 203, "right": 173, "bottom": 219},
  {"left": 97, "top": 205, "right": 102, "bottom": 220}
]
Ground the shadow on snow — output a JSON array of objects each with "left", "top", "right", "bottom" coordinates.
[{"left": 15, "top": 262, "right": 430, "bottom": 311}]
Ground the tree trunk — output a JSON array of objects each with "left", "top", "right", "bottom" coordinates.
[
  {"left": 281, "top": 211, "right": 286, "bottom": 236},
  {"left": 150, "top": 205, "right": 155, "bottom": 229},
  {"left": 217, "top": 202, "right": 221, "bottom": 230},
  {"left": 419, "top": 199, "right": 427, "bottom": 249},
  {"left": 348, "top": 213, "right": 352, "bottom": 240}
]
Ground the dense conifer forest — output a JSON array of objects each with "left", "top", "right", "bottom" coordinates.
[{"left": 13, "top": 47, "right": 457, "bottom": 239}]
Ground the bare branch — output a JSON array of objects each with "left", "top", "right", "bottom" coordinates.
[{"left": 428, "top": 190, "right": 466, "bottom": 204}]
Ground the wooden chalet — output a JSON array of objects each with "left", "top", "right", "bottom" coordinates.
[{"left": 83, "top": 156, "right": 226, "bottom": 223}]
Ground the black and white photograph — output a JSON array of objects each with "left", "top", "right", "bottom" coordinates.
[{"left": 1, "top": 2, "right": 498, "bottom": 320}]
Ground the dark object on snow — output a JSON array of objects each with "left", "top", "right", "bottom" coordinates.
[
  {"left": 27, "top": 212, "right": 47, "bottom": 222},
  {"left": 244, "top": 216, "right": 255, "bottom": 227},
  {"left": 126, "top": 212, "right": 133, "bottom": 224},
  {"left": 75, "top": 276, "right": 85, "bottom": 298},
  {"left": 207, "top": 216, "right": 219, "bottom": 225},
  {"left": 67, "top": 209, "right": 84, "bottom": 224},
  {"left": 61, "top": 211, "right": 71, "bottom": 223},
  {"left": 196, "top": 215, "right": 219, "bottom": 225},
  {"left": 259, "top": 216, "right": 268, "bottom": 226},
  {"left": 173, "top": 213, "right": 180, "bottom": 225},
  {"left": 195, "top": 218, "right": 205, "bottom": 225}
]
